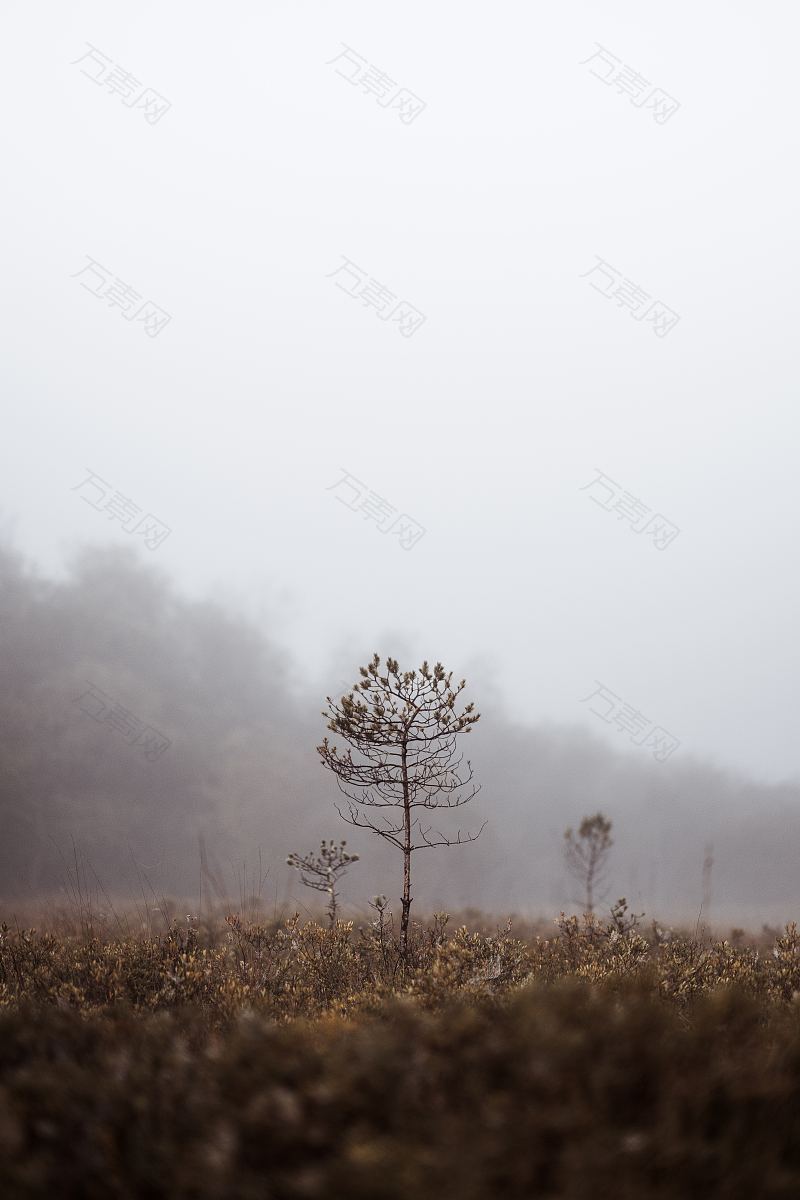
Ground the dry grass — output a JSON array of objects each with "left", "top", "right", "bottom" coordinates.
[{"left": 2, "top": 903, "right": 800, "bottom": 1197}]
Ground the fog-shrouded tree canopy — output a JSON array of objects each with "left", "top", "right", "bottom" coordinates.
[{"left": 2, "top": 541, "right": 800, "bottom": 925}]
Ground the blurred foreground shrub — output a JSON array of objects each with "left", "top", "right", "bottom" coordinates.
[{"left": 2, "top": 909, "right": 800, "bottom": 1197}]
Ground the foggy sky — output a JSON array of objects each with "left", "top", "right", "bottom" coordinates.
[{"left": 2, "top": 3, "right": 799, "bottom": 799}]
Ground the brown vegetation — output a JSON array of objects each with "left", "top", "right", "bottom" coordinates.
[{"left": 2, "top": 905, "right": 800, "bottom": 1197}]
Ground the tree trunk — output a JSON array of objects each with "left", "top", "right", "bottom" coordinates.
[
  {"left": 586, "top": 847, "right": 596, "bottom": 914},
  {"left": 400, "top": 742, "right": 412, "bottom": 957}
]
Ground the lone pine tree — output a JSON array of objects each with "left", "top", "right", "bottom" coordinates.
[{"left": 317, "top": 654, "right": 484, "bottom": 954}]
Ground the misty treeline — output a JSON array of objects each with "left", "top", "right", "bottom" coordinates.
[{"left": 1, "top": 541, "right": 799, "bottom": 921}]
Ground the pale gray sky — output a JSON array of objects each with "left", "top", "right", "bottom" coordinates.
[{"left": 2, "top": 1, "right": 798, "bottom": 783}]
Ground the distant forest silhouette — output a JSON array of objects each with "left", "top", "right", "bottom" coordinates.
[{"left": 2, "top": 542, "right": 799, "bottom": 924}]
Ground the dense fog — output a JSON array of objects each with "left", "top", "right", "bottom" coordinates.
[
  {"left": 2, "top": 5, "right": 799, "bottom": 930},
  {"left": 2, "top": 543, "right": 798, "bottom": 927}
]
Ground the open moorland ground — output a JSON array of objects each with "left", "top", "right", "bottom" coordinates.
[{"left": 2, "top": 901, "right": 800, "bottom": 1198}]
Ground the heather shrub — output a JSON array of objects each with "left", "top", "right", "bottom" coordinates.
[
  {"left": 2, "top": 979, "right": 800, "bottom": 1198},
  {"left": 3, "top": 908, "right": 800, "bottom": 1020}
]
